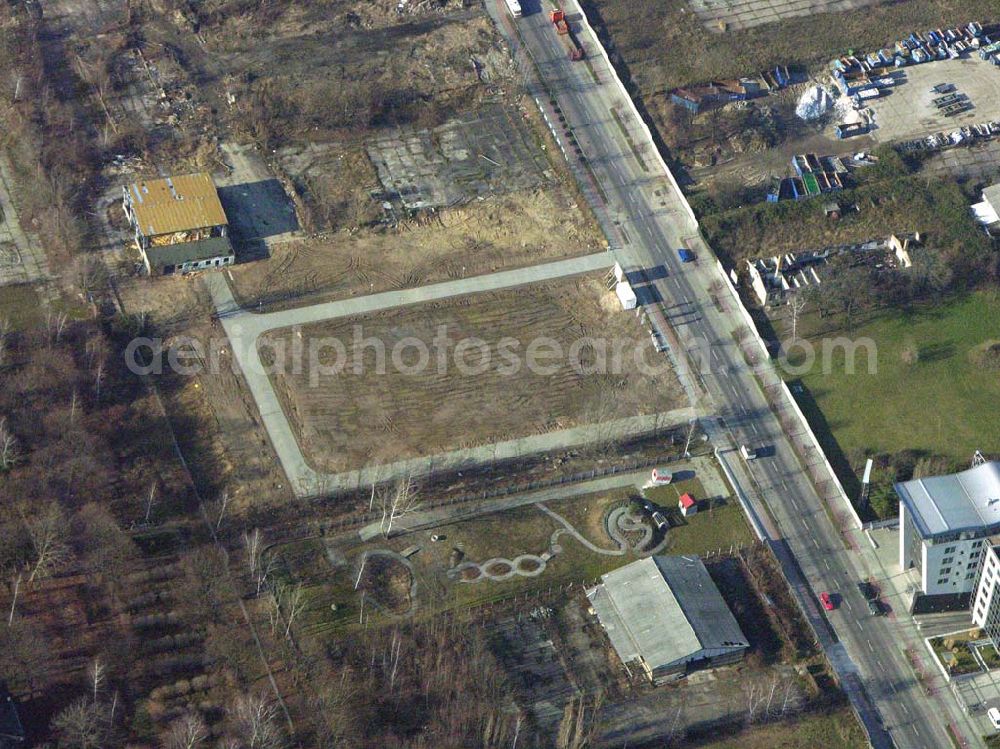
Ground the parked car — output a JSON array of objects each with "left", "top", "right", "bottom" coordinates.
[
  {"left": 989, "top": 706, "right": 1000, "bottom": 730},
  {"left": 819, "top": 592, "right": 835, "bottom": 611},
  {"left": 678, "top": 248, "right": 695, "bottom": 263},
  {"left": 867, "top": 599, "right": 883, "bottom": 617},
  {"left": 857, "top": 580, "right": 878, "bottom": 601},
  {"left": 739, "top": 444, "right": 757, "bottom": 460}
]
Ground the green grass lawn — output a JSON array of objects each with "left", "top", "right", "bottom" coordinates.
[
  {"left": 286, "top": 480, "right": 755, "bottom": 634},
  {"left": 784, "top": 291, "right": 1000, "bottom": 496},
  {"left": 0, "top": 283, "right": 44, "bottom": 330}
]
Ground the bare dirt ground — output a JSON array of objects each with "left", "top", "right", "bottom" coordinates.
[
  {"left": 116, "top": 276, "right": 291, "bottom": 510},
  {"left": 227, "top": 185, "right": 604, "bottom": 310},
  {"left": 260, "top": 275, "right": 685, "bottom": 473},
  {"left": 688, "top": 0, "right": 884, "bottom": 33}
]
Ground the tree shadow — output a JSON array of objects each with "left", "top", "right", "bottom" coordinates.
[{"left": 917, "top": 340, "right": 955, "bottom": 363}]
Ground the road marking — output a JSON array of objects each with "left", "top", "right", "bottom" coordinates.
[
  {"left": 844, "top": 597, "right": 852, "bottom": 611},
  {"left": 867, "top": 640, "right": 874, "bottom": 652},
  {"left": 823, "top": 559, "right": 830, "bottom": 571},
  {"left": 812, "top": 537, "right": 819, "bottom": 548},
  {"left": 900, "top": 702, "right": 909, "bottom": 715},
  {"left": 856, "top": 619, "right": 864, "bottom": 631}
]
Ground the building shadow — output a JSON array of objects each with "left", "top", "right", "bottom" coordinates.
[{"left": 217, "top": 180, "right": 300, "bottom": 263}]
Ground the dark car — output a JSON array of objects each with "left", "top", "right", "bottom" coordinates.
[
  {"left": 857, "top": 580, "right": 877, "bottom": 601},
  {"left": 678, "top": 248, "right": 695, "bottom": 263},
  {"left": 867, "top": 599, "right": 883, "bottom": 617}
]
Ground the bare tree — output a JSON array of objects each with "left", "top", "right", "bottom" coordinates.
[
  {"left": 52, "top": 697, "right": 102, "bottom": 749},
  {"left": 231, "top": 692, "right": 284, "bottom": 749},
  {"left": 788, "top": 293, "right": 808, "bottom": 342},
  {"left": 244, "top": 528, "right": 262, "bottom": 579},
  {"left": 0, "top": 417, "right": 18, "bottom": 470},
  {"left": 163, "top": 711, "right": 209, "bottom": 749},
  {"left": 92, "top": 357, "right": 105, "bottom": 400},
  {"left": 379, "top": 475, "right": 420, "bottom": 538},
  {"left": 143, "top": 481, "right": 157, "bottom": 524},
  {"left": 23, "top": 501, "right": 70, "bottom": 582},
  {"left": 273, "top": 582, "right": 306, "bottom": 639},
  {"left": 244, "top": 528, "right": 274, "bottom": 595},
  {"left": 87, "top": 657, "right": 105, "bottom": 704},
  {"left": 215, "top": 491, "right": 229, "bottom": 531},
  {"left": 46, "top": 311, "right": 68, "bottom": 345},
  {"left": 7, "top": 573, "right": 20, "bottom": 625}
]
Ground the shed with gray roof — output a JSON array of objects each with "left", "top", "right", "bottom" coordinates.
[{"left": 586, "top": 556, "right": 748, "bottom": 683}]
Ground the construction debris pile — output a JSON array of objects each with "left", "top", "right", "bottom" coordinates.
[{"left": 795, "top": 85, "right": 832, "bottom": 121}]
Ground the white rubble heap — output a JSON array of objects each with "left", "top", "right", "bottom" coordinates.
[{"left": 795, "top": 85, "right": 832, "bottom": 120}]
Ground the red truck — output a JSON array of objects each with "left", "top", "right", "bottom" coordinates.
[{"left": 549, "top": 9, "right": 584, "bottom": 61}]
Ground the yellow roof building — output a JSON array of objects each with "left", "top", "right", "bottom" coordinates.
[{"left": 125, "top": 172, "right": 228, "bottom": 238}]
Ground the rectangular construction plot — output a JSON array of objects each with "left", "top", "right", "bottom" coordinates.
[
  {"left": 368, "top": 102, "right": 550, "bottom": 210},
  {"left": 688, "top": 0, "right": 885, "bottom": 32}
]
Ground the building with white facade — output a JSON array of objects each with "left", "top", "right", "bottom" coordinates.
[
  {"left": 972, "top": 542, "right": 1000, "bottom": 646},
  {"left": 897, "top": 462, "right": 1000, "bottom": 601}
]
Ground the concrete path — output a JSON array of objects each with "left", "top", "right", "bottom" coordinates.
[
  {"left": 204, "top": 254, "right": 698, "bottom": 497},
  {"left": 208, "top": 250, "right": 613, "bottom": 336},
  {"left": 0, "top": 154, "right": 52, "bottom": 295}
]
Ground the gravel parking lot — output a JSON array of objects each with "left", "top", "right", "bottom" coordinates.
[{"left": 869, "top": 57, "right": 1000, "bottom": 143}]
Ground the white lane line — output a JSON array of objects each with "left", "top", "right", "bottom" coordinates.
[
  {"left": 900, "top": 703, "right": 909, "bottom": 715},
  {"left": 812, "top": 537, "right": 820, "bottom": 548},
  {"left": 844, "top": 597, "right": 852, "bottom": 611},
  {"left": 867, "top": 640, "right": 874, "bottom": 652},
  {"left": 856, "top": 619, "right": 864, "bottom": 631},
  {"left": 823, "top": 559, "right": 831, "bottom": 571}
]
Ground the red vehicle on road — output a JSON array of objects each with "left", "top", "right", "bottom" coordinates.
[{"left": 819, "top": 592, "right": 835, "bottom": 611}]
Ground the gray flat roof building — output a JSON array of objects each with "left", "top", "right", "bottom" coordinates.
[
  {"left": 897, "top": 462, "right": 1000, "bottom": 599},
  {"left": 587, "top": 556, "right": 748, "bottom": 683},
  {"left": 896, "top": 462, "right": 1000, "bottom": 539}
]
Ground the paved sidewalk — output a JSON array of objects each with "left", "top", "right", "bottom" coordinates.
[
  {"left": 358, "top": 455, "right": 722, "bottom": 541},
  {"left": 210, "top": 250, "right": 613, "bottom": 335}
]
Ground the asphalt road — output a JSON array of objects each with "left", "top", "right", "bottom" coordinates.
[{"left": 491, "top": 1, "right": 980, "bottom": 746}]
